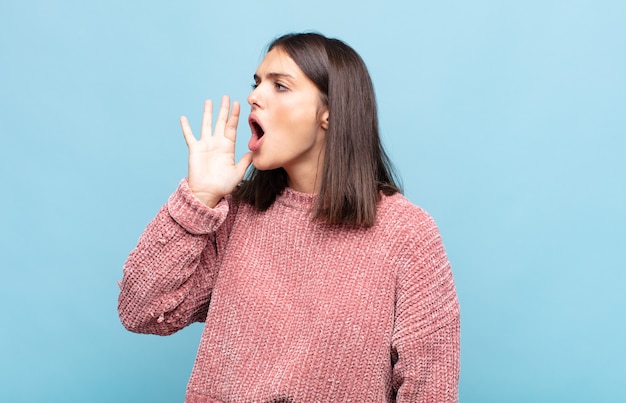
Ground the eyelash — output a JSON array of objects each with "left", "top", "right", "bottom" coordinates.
[{"left": 250, "top": 82, "right": 288, "bottom": 91}]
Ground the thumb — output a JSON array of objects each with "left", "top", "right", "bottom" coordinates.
[{"left": 235, "top": 152, "right": 253, "bottom": 179}]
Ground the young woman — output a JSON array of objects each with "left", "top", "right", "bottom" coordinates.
[{"left": 118, "top": 33, "right": 460, "bottom": 402}]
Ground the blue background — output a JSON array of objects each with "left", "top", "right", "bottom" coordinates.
[{"left": 1, "top": 1, "right": 624, "bottom": 402}]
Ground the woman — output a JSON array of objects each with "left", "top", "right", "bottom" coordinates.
[{"left": 118, "top": 33, "right": 460, "bottom": 402}]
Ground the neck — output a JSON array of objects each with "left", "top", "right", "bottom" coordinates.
[
  {"left": 284, "top": 146, "right": 325, "bottom": 194},
  {"left": 286, "top": 171, "right": 320, "bottom": 194},
  {"left": 285, "top": 162, "right": 323, "bottom": 194}
]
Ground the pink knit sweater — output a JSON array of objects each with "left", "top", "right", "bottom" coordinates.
[{"left": 118, "top": 179, "right": 460, "bottom": 402}]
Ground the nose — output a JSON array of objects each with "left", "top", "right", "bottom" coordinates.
[
  {"left": 247, "top": 85, "right": 262, "bottom": 109},
  {"left": 248, "top": 87, "right": 259, "bottom": 108}
]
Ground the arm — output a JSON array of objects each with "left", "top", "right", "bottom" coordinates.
[
  {"left": 118, "top": 97, "right": 252, "bottom": 335},
  {"left": 117, "top": 179, "right": 232, "bottom": 335},
  {"left": 392, "top": 212, "right": 461, "bottom": 402}
]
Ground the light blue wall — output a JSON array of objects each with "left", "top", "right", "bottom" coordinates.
[{"left": 1, "top": 1, "right": 624, "bottom": 402}]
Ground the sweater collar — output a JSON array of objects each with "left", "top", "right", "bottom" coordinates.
[{"left": 275, "top": 187, "right": 317, "bottom": 210}]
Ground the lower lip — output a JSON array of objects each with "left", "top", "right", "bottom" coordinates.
[{"left": 248, "top": 133, "right": 264, "bottom": 152}]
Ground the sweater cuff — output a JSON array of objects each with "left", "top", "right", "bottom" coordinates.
[{"left": 167, "top": 178, "right": 229, "bottom": 235}]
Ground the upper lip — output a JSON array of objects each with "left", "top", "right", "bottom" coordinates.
[{"left": 248, "top": 114, "right": 265, "bottom": 137}]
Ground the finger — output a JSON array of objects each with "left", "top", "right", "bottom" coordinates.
[
  {"left": 180, "top": 116, "right": 196, "bottom": 147},
  {"left": 224, "top": 100, "right": 240, "bottom": 141},
  {"left": 235, "top": 152, "right": 253, "bottom": 178},
  {"left": 214, "top": 95, "right": 231, "bottom": 136},
  {"left": 200, "top": 99, "right": 213, "bottom": 140}
]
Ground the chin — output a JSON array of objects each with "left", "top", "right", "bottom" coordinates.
[{"left": 251, "top": 157, "right": 278, "bottom": 172}]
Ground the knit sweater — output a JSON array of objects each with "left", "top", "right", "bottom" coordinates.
[{"left": 118, "top": 179, "right": 460, "bottom": 403}]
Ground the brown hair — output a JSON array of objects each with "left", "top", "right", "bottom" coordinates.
[{"left": 232, "top": 33, "right": 401, "bottom": 227}]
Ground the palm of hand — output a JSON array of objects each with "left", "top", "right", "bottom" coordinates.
[{"left": 180, "top": 96, "right": 252, "bottom": 207}]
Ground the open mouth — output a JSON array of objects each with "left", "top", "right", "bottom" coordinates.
[
  {"left": 247, "top": 115, "right": 265, "bottom": 152},
  {"left": 249, "top": 117, "right": 265, "bottom": 139}
]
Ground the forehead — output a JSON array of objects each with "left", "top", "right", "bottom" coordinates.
[{"left": 255, "top": 48, "right": 303, "bottom": 78}]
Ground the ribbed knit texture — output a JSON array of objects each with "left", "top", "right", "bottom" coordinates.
[{"left": 118, "top": 179, "right": 460, "bottom": 403}]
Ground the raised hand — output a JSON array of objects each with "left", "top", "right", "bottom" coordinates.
[{"left": 180, "top": 96, "right": 253, "bottom": 208}]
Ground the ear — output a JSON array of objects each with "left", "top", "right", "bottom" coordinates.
[{"left": 320, "top": 107, "right": 329, "bottom": 130}]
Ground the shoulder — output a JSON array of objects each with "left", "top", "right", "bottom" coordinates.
[
  {"left": 380, "top": 194, "right": 458, "bottom": 321},
  {"left": 376, "top": 192, "right": 441, "bottom": 241}
]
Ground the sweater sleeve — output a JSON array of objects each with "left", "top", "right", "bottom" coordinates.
[
  {"left": 391, "top": 211, "right": 460, "bottom": 402},
  {"left": 117, "top": 179, "right": 233, "bottom": 336}
]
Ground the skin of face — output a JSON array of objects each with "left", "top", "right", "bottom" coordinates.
[{"left": 247, "top": 48, "right": 329, "bottom": 193}]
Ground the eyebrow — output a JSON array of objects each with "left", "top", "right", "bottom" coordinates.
[{"left": 253, "top": 72, "right": 295, "bottom": 82}]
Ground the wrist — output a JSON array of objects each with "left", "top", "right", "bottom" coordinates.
[
  {"left": 195, "top": 193, "right": 222, "bottom": 209},
  {"left": 188, "top": 185, "right": 223, "bottom": 208}
]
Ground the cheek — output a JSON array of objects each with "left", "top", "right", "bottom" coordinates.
[
  {"left": 270, "top": 97, "right": 322, "bottom": 139},
  {"left": 287, "top": 107, "right": 320, "bottom": 131}
]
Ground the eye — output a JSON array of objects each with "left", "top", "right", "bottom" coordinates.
[
  {"left": 274, "top": 82, "right": 288, "bottom": 91},
  {"left": 251, "top": 83, "right": 259, "bottom": 89}
]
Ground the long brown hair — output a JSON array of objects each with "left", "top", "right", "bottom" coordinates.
[{"left": 232, "top": 33, "right": 401, "bottom": 227}]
